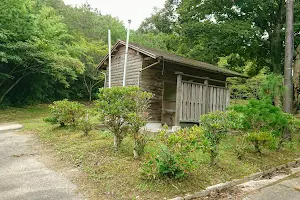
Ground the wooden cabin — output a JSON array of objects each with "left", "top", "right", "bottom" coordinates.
[{"left": 98, "top": 40, "right": 245, "bottom": 130}]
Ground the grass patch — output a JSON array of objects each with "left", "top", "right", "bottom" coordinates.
[{"left": 1, "top": 105, "right": 300, "bottom": 199}]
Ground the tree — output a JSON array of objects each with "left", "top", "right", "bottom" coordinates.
[
  {"left": 60, "top": 3, "right": 126, "bottom": 43},
  {"left": 283, "top": 0, "right": 295, "bottom": 113},
  {"left": 171, "top": 0, "right": 300, "bottom": 74},
  {"left": 72, "top": 38, "right": 107, "bottom": 101},
  {"left": 137, "top": 0, "right": 177, "bottom": 34},
  {"left": 0, "top": 0, "right": 83, "bottom": 104}
]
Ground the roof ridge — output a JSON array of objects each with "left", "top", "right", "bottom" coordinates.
[{"left": 98, "top": 40, "right": 247, "bottom": 78}]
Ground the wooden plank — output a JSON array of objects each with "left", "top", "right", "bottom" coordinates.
[
  {"left": 204, "top": 80, "right": 209, "bottom": 113},
  {"left": 175, "top": 72, "right": 183, "bottom": 126},
  {"left": 187, "top": 83, "right": 191, "bottom": 121},
  {"left": 196, "top": 85, "right": 200, "bottom": 120},
  {"left": 211, "top": 87, "right": 215, "bottom": 112},
  {"left": 210, "top": 86, "right": 213, "bottom": 112},
  {"left": 194, "top": 85, "right": 197, "bottom": 121},
  {"left": 223, "top": 88, "right": 226, "bottom": 111},
  {"left": 195, "top": 84, "right": 197, "bottom": 121},
  {"left": 182, "top": 80, "right": 205, "bottom": 86},
  {"left": 182, "top": 82, "right": 187, "bottom": 121},
  {"left": 226, "top": 88, "right": 230, "bottom": 107},
  {"left": 220, "top": 88, "right": 224, "bottom": 111},
  {"left": 192, "top": 84, "right": 196, "bottom": 121},
  {"left": 199, "top": 85, "right": 202, "bottom": 116},
  {"left": 217, "top": 88, "right": 220, "bottom": 111}
]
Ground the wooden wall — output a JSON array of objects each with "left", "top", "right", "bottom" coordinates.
[
  {"left": 104, "top": 50, "right": 230, "bottom": 124},
  {"left": 105, "top": 46, "right": 142, "bottom": 87},
  {"left": 140, "top": 60, "right": 227, "bottom": 123},
  {"left": 180, "top": 81, "right": 229, "bottom": 122}
]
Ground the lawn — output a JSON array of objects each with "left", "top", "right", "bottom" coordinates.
[{"left": 1, "top": 105, "right": 300, "bottom": 199}]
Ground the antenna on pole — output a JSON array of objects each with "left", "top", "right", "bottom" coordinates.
[
  {"left": 123, "top": 19, "right": 131, "bottom": 86},
  {"left": 108, "top": 29, "right": 111, "bottom": 88}
]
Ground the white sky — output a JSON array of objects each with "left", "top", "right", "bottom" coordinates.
[{"left": 63, "top": 0, "right": 165, "bottom": 30}]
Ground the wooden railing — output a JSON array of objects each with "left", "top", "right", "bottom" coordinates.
[{"left": 174, "top": 72, "right": 230, "bottom": 125}]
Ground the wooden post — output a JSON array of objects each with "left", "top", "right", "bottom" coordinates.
[
  {"left": 175, "top": 72, "right": 183, "bottom": 127},
  {"left": 204, "top": 79, "right": 209, "bottom": 113},
  {"left": 225, "top": 82, "right": 230, "bottom": 107}
]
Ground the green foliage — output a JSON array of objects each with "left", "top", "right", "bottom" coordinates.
[
  {"left": 77, "top": 111, "right": 94, "bottom": 136},
  {"left": 230, "top": 99, "right": 288, "bottom": 136},
  {"left": 96, "top": 86, "right": 153, "bottom": 153},
  {"left": 200, "top": 110, "right": 243, "bottom": 164},
  {"left": 259, "top": 73, "right": 285, "bottom": 106},
  {"left": 127, "top": 91, "right": 153, "bottom": 158},
  {"left": 234, "top": 136, "right": 248, "bottom": 160},
  {"left": 142, "top": 145, "right": 187, "bottom": 179},
  {"left": 45, "top": 99, "right": 85, "bottom": 127},
  {"left": 0, "top": 0, "right": 125, "bottom": 105},
  {"left": 230, "top": 99, "right": 300, "bottom": 150},
  {"left": 142, "top": 126, "right": 204, "bottom": 179},
  {"left": 176, "top": 0, "right": 300, "bottom": 73},
  {"left": 247, "top": 131, "right": 276, "bottom": 155},
  {"left": 228, "top": 71, "right": 266, "bottom": 100}
]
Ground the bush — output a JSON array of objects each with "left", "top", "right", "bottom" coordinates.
[
  {"left": 247, "top": 131, "right": 276, "bottom": 155},
  {"left": 77, "top": 110, "right": 94, "bottom": 136},
  {"left": 142, "top": 126, "right": 204, "bottom": 179},
  {"left": 200, "top": 110, "right": 243, "bottom": 165},
  {"left": 234, "top": 136, "right": 248, "bottom": 160},
  {"left": 44, "top": 99, "right": 85, "bottom": 127},
  {"left": 142, "top": 145, "right": 187, "bottom": 179},
  {"left": 229, "top": 99, "right": 299, "bottom": 149},
  {"left": 259, "top": 74, "right": 284, "bottom": 107},
  {"left": 96, "top": 86, "right": 153, "bottom": 153},
  {"left": 127, "top": 90, "right": 153, "bottom": 159},
  {"left": 230, "top": 99, "right": 288, "bottom": 134}
]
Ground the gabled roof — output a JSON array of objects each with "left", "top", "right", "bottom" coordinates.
[{"left": 98, "top": 40, "right": 247, "bottom": 78}]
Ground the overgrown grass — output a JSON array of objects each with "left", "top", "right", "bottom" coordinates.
[{"left": 1, "top": 105, "right": 300, "bottom": 199}]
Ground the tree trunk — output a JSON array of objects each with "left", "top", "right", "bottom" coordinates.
[
  {"left": 133, "top": 140, "right": 139, "bottom": 159},
  {"left": 283, "top": 0, "right": 295, "bottom": 113},
  {"left": 89, "top": 87, "right": 92, "bottom": 102},
  {"left": 113, "top": 135, "right": 122, "bottom": 151}
]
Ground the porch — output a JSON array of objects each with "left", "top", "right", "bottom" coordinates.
[{"left": 162, "top": 72, "right": 230, "bottom": 127}]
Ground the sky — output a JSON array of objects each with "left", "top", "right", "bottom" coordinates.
[{"left": 63, "top": 0, "right": 165, "bottom": 30}]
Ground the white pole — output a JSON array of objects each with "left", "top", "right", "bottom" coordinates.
[
  {"left": 123, "top": 19, "right": 131, "bottom": 86},
  {"left": 108, "top": 29, "right": 112, "bottom": 88}
]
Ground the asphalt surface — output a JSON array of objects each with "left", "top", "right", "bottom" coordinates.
[
  {"left": 243, "top": 174, "right": 300, "bottom": 200},
  {"left": 0, "top": 129, "right": 83, "bottom": 200}
]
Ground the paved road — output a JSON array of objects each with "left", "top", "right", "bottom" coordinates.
[
  {"left": 0, "top": 130, "right": 83, "bottom": 200},
  {"left": 243, "top": 174, "right": 300, "bottom": 200}
]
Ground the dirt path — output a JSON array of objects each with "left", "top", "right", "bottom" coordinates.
[{"left": 0, "top": 129, "right": 84, "bottom": 200}]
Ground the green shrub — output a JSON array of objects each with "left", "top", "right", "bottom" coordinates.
[
  {"left": 200, "top": 110, "right": 243, "bottom": 165},
  {"left": 230, "top": 99, "right": 288, "bottom": 135},
  {"left": 234, "top": 136, "right": 248, "bottom": 160},
  {"left": 77, "top": 110, "right": 94, "bottom": 136},
  {"left": 96, "top": 86, "right": 153, "bottom": 153},
  {"left": 44, "top": 99, "right": 85, "bottom": 127},
  {"left": 127, "top": 90, "right": 153, "bottom": 159},
  {"left": 229, "top": 99, "right": 299, "bottom": 149},
  {"left": 143, "top": 145, "right": 188, "bottom": 179},
  {"left": 247, "top": 131, "right": 276, "bottom": 155},
  {"left": 142, "top": 126, "right": 204, "bottom": 179},
  {"left": 259, "top": 73, "right": 284, "bottom": 107}
]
